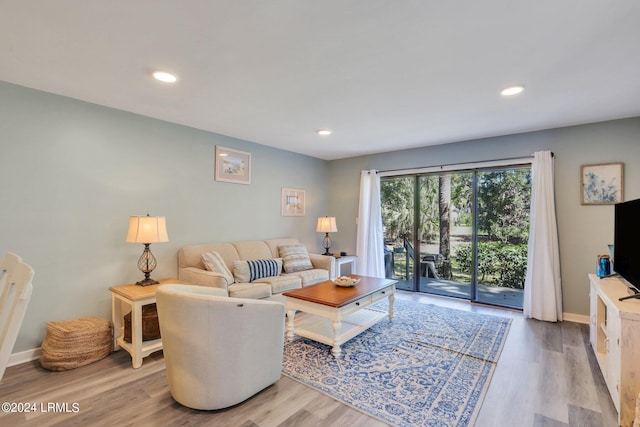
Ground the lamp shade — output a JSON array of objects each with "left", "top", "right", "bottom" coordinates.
[
  {"left": 126, "top": 215, "right": 169, "bottom": 243},
  {"left": 316, "top": 217, "right": 337, "bottom": 233}
]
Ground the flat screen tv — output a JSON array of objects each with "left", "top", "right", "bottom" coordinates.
[{"left": 614, "top": 198, "right": 640, "bottom": 300}]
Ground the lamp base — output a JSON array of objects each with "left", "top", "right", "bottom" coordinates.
[
  {"left": 322, "top": 233, "right": 333, "bottom": 257},
  {"left": 135, "top": 243, "right": 159, "bottom": 286},
  {"left": 136, "top": 277, "right": 159, "bottom": 287}
]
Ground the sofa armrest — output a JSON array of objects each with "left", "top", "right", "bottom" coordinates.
[
  {"left": 308, "top": 253, "right": 335, "bottom": 274},
  {"left": 178, "top": 267, "right": 229, "bottom": 292}
]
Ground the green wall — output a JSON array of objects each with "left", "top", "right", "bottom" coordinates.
[
  {"left": 326, "top": 118, "right": 640, "bottom": 317},
  {"left": 0, "top": 81, "right": 329, "bottom": 352},
  {"left": 2, "top": 79, "right": 638, "bottom": 354}
]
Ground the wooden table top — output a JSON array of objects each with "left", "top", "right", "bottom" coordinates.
[
  {"left": 109, "top": 278, "right": 179, "bottom": 301},
  {"left": 283, "top": 275, "right": 395, "bottom": 308}
]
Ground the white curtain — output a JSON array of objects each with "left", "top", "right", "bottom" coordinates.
[
  {"left": 523, "top": 151, "right": 563, "bottom": 321},
  {"left": 356, "top": 170, "right": 385, "bottom": 278}
]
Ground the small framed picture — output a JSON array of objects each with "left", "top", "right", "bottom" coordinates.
[
  {"left": 281, "top": 188, "right": 305, "bottom": 216},
  {"left": 581, "top": 162, "right": 624, "bottom": 205},
  {"left": 215, "top": 146, "right": 251, "bottom": 184}
]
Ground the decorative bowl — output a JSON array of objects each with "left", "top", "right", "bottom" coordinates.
[{"left": 333, "top": 276, "right": 361, "bottom": 287}]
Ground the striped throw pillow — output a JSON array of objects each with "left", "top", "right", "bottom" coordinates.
[
  {"left": 248, "top": 259, "right": 280, "bottom": 281},
  {"left": 279, "top": 244, "right": 313, "bottom": 273},
  {"left": 233, "top": 259, "right": 282, "bottom": 283}
]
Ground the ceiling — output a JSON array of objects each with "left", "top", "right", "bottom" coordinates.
[{"left": 2, "top": 1, "right": 639, "bottom": 160}]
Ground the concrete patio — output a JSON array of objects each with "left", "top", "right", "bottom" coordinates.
[{"left": 394, "top": 277, "right": 524, "bottom": 309}]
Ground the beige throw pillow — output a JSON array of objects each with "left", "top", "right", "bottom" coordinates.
[
  {"left": 202, "top": 251, "right": 234, "bottom": 285},
  {"left": 279, "top": 244, "right": 313, "bottom": 273}
]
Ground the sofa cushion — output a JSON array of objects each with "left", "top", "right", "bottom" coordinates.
[
  {"left": 227, "top": 283, "right": 271, "bottom": 299},
  {"left": 179, "top": 242, "right": 239, "bottom": 270},
  {"left": 254, "top": 275, "right": 301, "bottom": 294},
  {"left": 285, "top": 268, "right": 329, "bottom": 286},
  {"left": 202, "top": 251, "right": 235, "bottom": 285},
  {"left": 232, "top": 240, "right": 272, "bottom": 261},
  {"left": 279, "top": 244, "right": 313, "bottom": 273},
  {"left": 233, "top": 259, "right": 282, "bottom": 283}
]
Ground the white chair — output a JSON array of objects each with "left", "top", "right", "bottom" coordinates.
[
  {"left": 0, "top": 253, "right": 34, "bottom": 380},
  {"left": 156, "top": 284, "right": 285, "bottom": 410}
]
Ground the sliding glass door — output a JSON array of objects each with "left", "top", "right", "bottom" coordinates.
[
  {"left": 415, "top": 172, "right": 473, "bottom": 299},
  {"left": 381, "top": 176, "right": 415, "bottom": 291},
  {"left": 475, "top": 168, "right": 530, "bottom": 307},
  {"left": 381, "top": 166, "right": 530, "bottom": 309}
]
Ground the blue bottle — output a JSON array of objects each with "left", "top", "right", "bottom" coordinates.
[{"left": 597, "top": 255, "right": 611, "bottom": 277}]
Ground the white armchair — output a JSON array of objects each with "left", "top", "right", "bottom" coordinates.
[{"left": 155, "top": 284, "right": 285, "bottom": 410}]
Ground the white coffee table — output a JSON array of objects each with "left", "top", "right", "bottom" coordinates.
[{"left": 283, "top": 275, "right": 396, "bottom": 357}]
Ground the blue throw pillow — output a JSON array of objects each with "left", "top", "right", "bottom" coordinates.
[{"left": 247, "top": 259, "right": 280, "bottom": 281}]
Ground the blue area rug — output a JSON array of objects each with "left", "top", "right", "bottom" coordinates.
[{"left": 282, "top": 299, "right": 512, "bottom": 427}]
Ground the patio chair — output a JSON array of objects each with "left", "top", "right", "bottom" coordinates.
[{"left": 421, "top": 253, "right": 448, "bottom": 279}]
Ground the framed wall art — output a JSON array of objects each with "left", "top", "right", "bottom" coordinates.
[
  {"left": 215, "top": 145, "right": 251, "bottom": 184},
  {"left": 281, "top": 188, "right": 305, "bottom": 216},
  {"left": 581, "top": 162, "right": 624, "bottom": 205}
]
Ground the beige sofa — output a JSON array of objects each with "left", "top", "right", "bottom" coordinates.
[{"left": 177, "top": 238, "right": 334, "bottom": 299}]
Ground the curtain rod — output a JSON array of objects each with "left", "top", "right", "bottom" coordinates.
[{"left": 376, "top": 152, "right": 554, "bottom": 176}]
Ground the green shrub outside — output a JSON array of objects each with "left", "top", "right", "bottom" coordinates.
[{"left": 454, "top": 242, "right": 527, "bottom": 289}]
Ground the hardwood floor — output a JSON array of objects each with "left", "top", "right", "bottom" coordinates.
[{"left": 0, "top": 291, "right": 618, "bottom": 426}]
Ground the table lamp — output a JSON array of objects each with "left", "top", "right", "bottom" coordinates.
[
  {"left": 316, "top": 216, "right": 337, "bottom": 255},
  {"left": 126, "top": 214, "right": 169, "bottom": 286}
]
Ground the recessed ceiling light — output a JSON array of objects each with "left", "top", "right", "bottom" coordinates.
[
  {"left": 500, "top": 85, "right": 525, "bottom": 96},
  {"left": 152, "top": 71, "right": 177, "bottom": 83},
  {"left": 316, "top": 129, "right": 332, "bottom": 136}
]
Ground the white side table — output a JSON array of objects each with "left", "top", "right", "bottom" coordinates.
[
  {"left": 333, "top": 255, "right": 357, "bottom": 279},
  {"left": 110, "top": 278, "right": 175, "bottom": 368}
]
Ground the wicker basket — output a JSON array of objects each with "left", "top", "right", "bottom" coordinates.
[
  {"left": 123, "top": 303, "right": 161, "bottom": 343},
  {"left": 40, "top": 317, "right": 112, "bottom": 371}
]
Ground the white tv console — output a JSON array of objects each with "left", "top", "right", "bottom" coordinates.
[{"left": 589, "top": 274, "right": 640, "bottom": 427}]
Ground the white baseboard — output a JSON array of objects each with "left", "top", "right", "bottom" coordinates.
[
  {"left": 7, "top": 347, "right": 41, "bottom": 367},
  {"left": 563, "top": 312, "right": 589, "bottom": 324}
]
